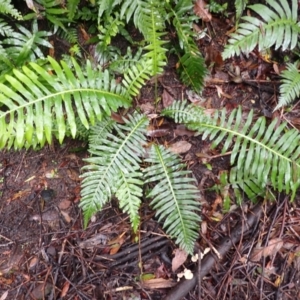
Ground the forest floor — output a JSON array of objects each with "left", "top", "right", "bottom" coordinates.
[{"left": 1, "top": 7, "right": 300, "bottom": 300}]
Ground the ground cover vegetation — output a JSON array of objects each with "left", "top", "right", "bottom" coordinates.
[{"left": 0, "top": 0, "right": 300, "bottom": 256}]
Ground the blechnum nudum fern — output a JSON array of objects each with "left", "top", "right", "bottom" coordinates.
[
  {"left": 162, "top": 100, "right": 300, "bottom": 200},
  {"left": 224, "top": 0, "right": 300, "bottom": 110},
  {"left": 2, "top": 0, "right": 300, "bottom": 254},
  {"left": 80, "top": 114, "right": 201, "bottom": 254}
]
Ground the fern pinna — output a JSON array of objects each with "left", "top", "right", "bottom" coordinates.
[
  {"left": 162, "top": 100, "right": 300, "bottom": 200},
  {"left": 80, "top": 113, "right": 201, "bottom": 254}
]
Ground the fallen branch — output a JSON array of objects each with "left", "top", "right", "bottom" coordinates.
[{"left": 164, "top": 204, "right": 263, "bottom": 300}]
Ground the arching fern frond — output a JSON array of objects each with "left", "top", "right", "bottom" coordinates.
[
  {"left": 223, "top": 0, "right": 300, "bottom": 59},
  {"left": 162, "top": 100, "right": 300, "bottom": 199},
  {"left": 0, "top": 56, "right": 130, "bottom": 149},
  {"left": 169, "top": 0, "right": 207, "bottom": 93},
  {"left": 0, "top": 0, "right": 22, "bottom": 20},
  {"left": 144, "top": 144, "right": 201, "bottom": 254},
  {"left": 80, "top": 113, "right": 148, "bottom": 229},
  {"left": 275, "top": 62, "right": 300, "bottom": 110}
]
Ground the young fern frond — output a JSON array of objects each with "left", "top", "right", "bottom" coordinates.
[
  {"left": 0, "top": 56, "right": 130, "bottom": 149},
  {"left": 144, "top": 145, "right": 200, "bottom": 254},
  {"left": 275, "top": 62, "right": 300, "bottom": 110},
  {"left": 80, "top": 113, "right": 148, "bottom": 229},
  {"left": 234, "top": 0, "right": 248, "bottom": 20},
  {"left": 162, "top": 101, "right": 300, "bottom": 199},
  {"left": 223, "top": 0, "right": 300, "bottom": 59},
  {"left": 67, "top": 0, "right": 80, "bottom": 21},
  {"left": 137, "top": 0, "right": 168, "bottom": 75},
  {"left": 0, "top": 0, "right": 22, "bottom": 20},
  {"left": 170, "top": 0, "right": 207, "bottom": 93}
]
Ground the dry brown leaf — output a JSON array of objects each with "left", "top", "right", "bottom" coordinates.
[
  {"left": 29, "top": 256, "right": 39, "bottom": 269},
  {"left": 162, "top": 89, "right": 175, "bottom": 108},
  {"left": 194, "top": 0, "right": 212, "bottom": 22},
  {"left": 215, "top": 85, "right": 232, "bottom": 99},
  {"left": 172, "top": 249, "right": 188, "bottom": 272},
  {"left": 142, "top": 278, "right": 176, "bottom": 289},
  {"left": 60, "top": 210, "right": 72, "bottom": 223},
  {"left": 146, "top": 124, "right": 171, "bottom": 137},
  {"left": 60, "top": 281, "right": 70, "bottom": 298},
  {"left": 250, "top": 238, "right": 283, "bottom": 262},
  {"left": 174, "top": 125, "right": 195, "bottom": 137},
  {"left": 168, "top": 141, "right": 192, "bottom": 154},
  {"left": 58, "top": 199, "right": 72, "bottom": 210}
]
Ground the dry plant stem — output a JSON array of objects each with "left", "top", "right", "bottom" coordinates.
[{"left": 163, "top": 204, "right": 263, "bottom": 300}]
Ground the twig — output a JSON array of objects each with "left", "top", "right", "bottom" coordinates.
[{"left": 163, "top": 204, "right": 263, "bottom": 300}]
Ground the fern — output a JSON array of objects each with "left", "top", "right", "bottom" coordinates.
[
  {"left": 144, "top": 145, "right": 201, "bottom": 254},
  {"left": 80, "top": 112, "right": 201, "bottom": 253},
  {"left": 223, "top": 0, "right": 300, "bottom": 59},
  {"left": 162, "top": 100, "right": 300, "bottom": 199},
  {"left": 169, "top": 0, "right": 207, "bottom": 93},
  {"left": 0, "top": 56, "right": 130, "bottom": 149},
  {"left": 67, "top": 0, "right": 80, "bottom": 21},
  {"left": 80, "top": 113, "right": 148, "bottom": 230},
  {"left": 234, "top": 0, "right": 248, "bottom": 20},
  {"left": 275, "top": 62, "right": 300, "bottom": 110},
  {"left": 0, "top": 0, "right": 22, "bottom": 20}
]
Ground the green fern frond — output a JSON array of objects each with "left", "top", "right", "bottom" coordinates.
[
  {"left": 3, "top": 21, "right": 52, "bottom": 66},
  {"left": 235, "top": 0, "right": 248, "bottom": 20},
  {"left": 0, "top": 56, "right": 130, "bottom": 149},
  {"left": 97, "top": 0, "right": 120, "bottom": 21},
  {"left": 98, "top": 13, "right": 124, "bottom": 48},
  {"left": 80, "top": 113, "right": 148, "bottom": 228},
  {"left": 170, "top": 0, "right": 207, "bottom": 93},
  {"left": 137, "top": 0, "right": 168, "bottom": 75},
  {"left": 120, "top": 0, "right": 141, "bottom": 23},
  {"left": 144, "top": 144, "right": 201, "bottom": 254},
  {"left": 122, "top": 59, "right": 153, "bottom": 96},
  {"left": 162, "top": 100, "right": 300, "bottom": 199},
  {"left": 0, "top": 0, "right": 22, "bottom": 19},
  {"left": 67, "top": 0, "right": 80, "bottom": 20},
  {"left": 0, "top": 18, "right": 14, "bottom": 36},
  {"left": 275, "top": 62, "right": 300, "bottom": 110},
  {"left": 223, "top": 0, "right": 300, "bottom": 59}
]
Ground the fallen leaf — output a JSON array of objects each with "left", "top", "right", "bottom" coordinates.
[
  {"left": 29, "top": 256, "right": 39, "bottom": 269},
  {"left": 194, "top": 0, "right": 212, "bottom": 22},
  {"left": 58, "top": 199, "right": 72, "bottom": 210},
  {"left": 31, "top": 283, "right": 52, "bottom": 299},
  {"left": 60, "top": 210, "right": 72, "bottom": 223},
  {"left": 215, "top": 85, "right": 232, "bottom": 99},
  {"left": 174, "top": 125, "right": 195, "bottom": 137},
  {"left": 162, "top": 89, "right": 174, "bottom": 108},
  {"left": 142, "top": 278, "right": 176, "bottom": 289},
  {"left": 168, "top": 141, "right": 192, "bottom": 154},
  {"left": 146, "top": 124, "right": 171, "bottom": 137},
  {"left": 251, "top": 238, "right": 283, "bottom": 262},
  {"left": 172, "top": 249, "right": 188, "bottom": 272},
  {"left": 0, "top": 291, "right": 8, "bottom": 300},
  {"left": 60, "top": 281, "right": 70, "bottom": 298}
]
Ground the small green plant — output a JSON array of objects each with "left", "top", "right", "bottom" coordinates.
[
  {"left": 225, "top": 0, "right": 300, "bottom": 110},
  {"left": 162, "top": 100, "right": 300, "bottom": 200}
]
